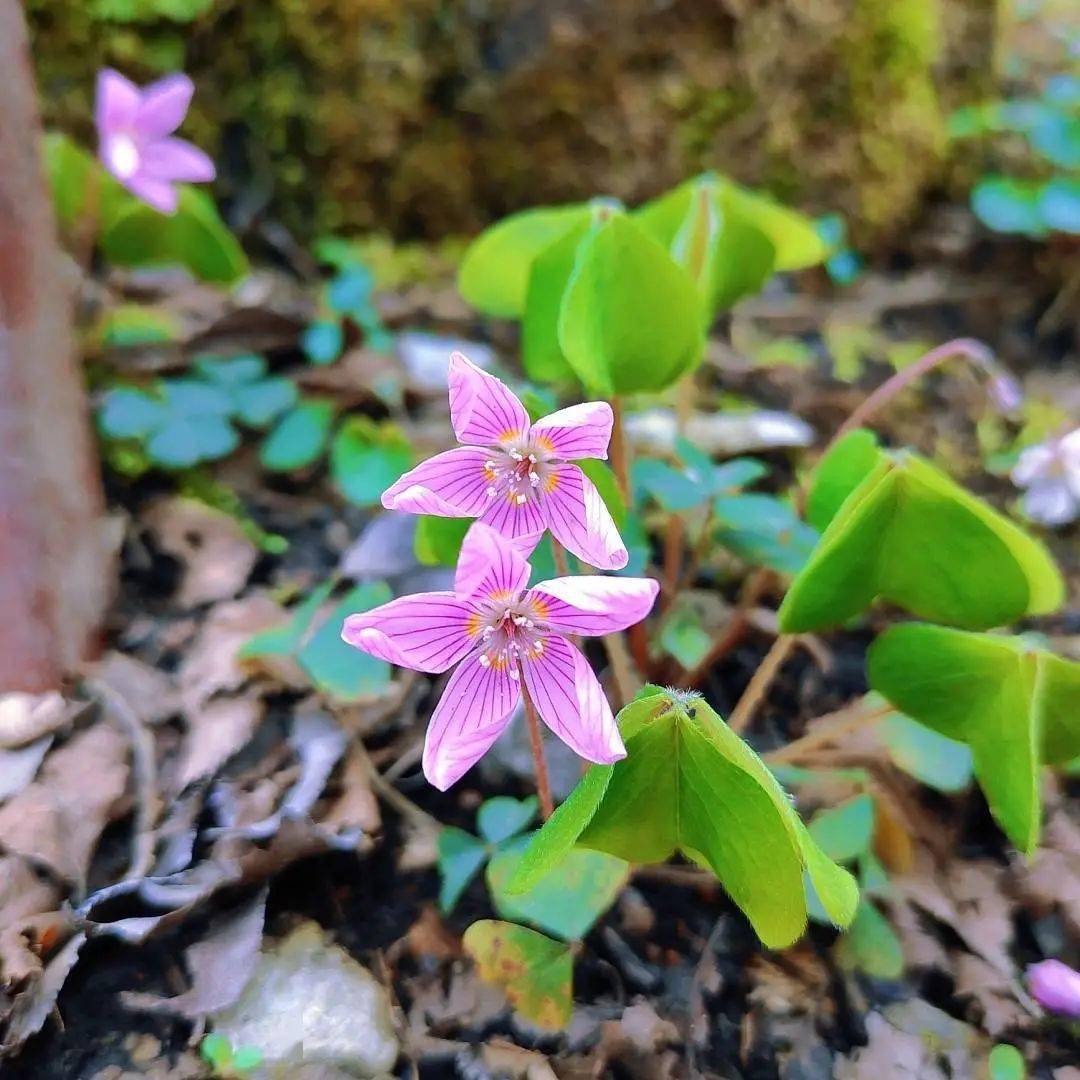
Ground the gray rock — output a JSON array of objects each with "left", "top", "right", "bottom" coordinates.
[{"left": 211, "top": 921, "right": 398, "bottom": 1078}]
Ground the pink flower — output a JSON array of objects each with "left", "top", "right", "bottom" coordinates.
[
  {"left": 1011, "top": 428, "right": 1080, "bottom": 527},
  {"left": 382, "top": 352, "right": 628, "bottom": 570},
  {"left": 95, "top": 69, "right": 215, "bottom": 214},
  {"left": 341, "top": 523, "right": 658, "bottom": 790},
  {"left": 1027, "top": 959, "right": 1080, "bottom": 1019}
]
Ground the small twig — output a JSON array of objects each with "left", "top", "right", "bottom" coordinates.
[
  {"left": 88, "top": 677, "right": 158, "bottom": 882},
  {"left": 828, "top": 337, "right": 995, "bottom": 451},
  {"left": 602, "top": 631, "right": 639, "bottom": 709},
  {"left": 518, "top": 667, "right": 554, "bottom": 820},
  {"left": 764, "top": 701, "right": 893, "bottom": 764},
  {"left": 681, "top": 567, "right": 773, "bottom": 689},
  {"left": 727, "top": 633, "right": 797, "bottom": 734},
  {"left": 677, "top": 503, "right": 716, "bottom": 596},
  {"left": 351, "top": 733, "right": 441, "bottom": 833}
]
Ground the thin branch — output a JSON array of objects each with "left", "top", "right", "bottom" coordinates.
[
  {"left": 764, "top": 701, "right": 893, "bottom": 763},
  {"left": 727, "top": 633, "right": 797, "bottom": 734}
]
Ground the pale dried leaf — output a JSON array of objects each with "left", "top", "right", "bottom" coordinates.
[
  {"left": 122, "top": 889, "right": 266, "bottom": 1018},
  {"left": 143, "top": 497, "right": 258, "bottom": 608},
  {"left": 175, "top": 694, "right": 264, "bottom": 790},
  {"left": 0, "top": 724, "right": 129, "bottom": 887},
  {"left": 178, "top": 596, "right": 285, "bottom": 713},
  {"left": 321, "top": 748, "right": 380, "bottom": 835},
  {"left": 92, "top": 652, "right": 178, "bottom": 726},
  {"left": 0, "top": 693, "right": 68, "bottom": 750},
  {"left": 0, "top": 738, "right": 51, "bottom": 803},
  {"left": 0, "top": 932, "right": 85, "bottom": 1052}
]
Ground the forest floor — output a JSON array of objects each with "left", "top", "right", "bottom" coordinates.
[{"left": 1, "top": 207, "right": 1079, "bottom": 1080}]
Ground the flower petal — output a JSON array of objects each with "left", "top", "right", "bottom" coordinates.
[
  {"left": 479, "top": 487, "right": 546, "bottom": 539},
  {"left": 382, "top": 446, "right": 492, "bottom": 517},
  {"left": 448, "top": 351, "right": 530, "bottom": 447},
  {"left": 531, "top": 401, "right": 613, "bottom": 460},
  {"left": 134, "top": 73, "right": 194, "bottom": 136},
  {"left": 455, "top": 522, "right": 536, "bottom": 599},
  {"left": 423, "top": 652, "right": 519, "bottom": 790},
  {"left": 522, "top": 636, "right": 625, "bottom": 764},
  {"left": 541, "top": 464, "right": 628, "bottom": 570},
  {"left": 341, "top": 591, "right": 477, "bottom": 673},
  {"left": 527, "top": 575, "right": 658, "bottom": 636},
  {"left": 96, "top": 68, "right": 140, "bottom": 136},
  {"left": 124, "top": 175, "right": 179, "bottom": 214},
  {"left": 1021, "top": 480, "right": 1078, "bottom": 526},
  {"left": 1011, "top": 443, "right": 1056, "bottom": 487},
  {"left": 139, "top": 137, "right": 216, "bottom": 182}
]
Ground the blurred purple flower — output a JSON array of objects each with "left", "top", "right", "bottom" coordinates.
[
  {"left": 1027, "top": 959, "right": 1080, "bottom": 1018},
  {"left": 95, "top": 69, "right": 215, "bottom": 214},
  {"left": 1011, "top": 428, "right": 1080, "bottom": 527}
]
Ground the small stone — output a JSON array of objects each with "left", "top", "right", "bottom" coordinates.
[{"left": 211, "top": 921, "right": 398, "bottom": 1077}]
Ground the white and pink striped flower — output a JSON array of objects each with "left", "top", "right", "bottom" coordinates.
[
  {"left": 95, "top": 69, "right": 215, "bottom": 214},
  {"left": 342, "top": 523, "right": 658, "bottom": 790},
  {"left": 381, "top": 352, "right": 628, "bottom": 570}
]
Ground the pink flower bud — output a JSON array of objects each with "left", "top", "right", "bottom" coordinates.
[{"left": 1027, "top": 959, "right": 1080, "bottom": 1018}]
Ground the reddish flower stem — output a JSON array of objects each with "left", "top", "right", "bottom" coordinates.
[
  {"left": 518, "top": 666, "right": 554, "bottom": 819},
  {"left": 827, "top": 337, "right": 995, "bottom": 453}
]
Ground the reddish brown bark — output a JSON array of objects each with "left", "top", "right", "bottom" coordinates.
[{"left": 0, "top": 0, "right": 112, "bottom": 691}]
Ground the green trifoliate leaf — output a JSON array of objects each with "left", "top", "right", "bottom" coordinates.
[
  {"left": 477, "top": 796, "right": 538, "bottom": 845},
  {"left": 808, "top": 794, "right": 875, "bottom": 864},
  {"left": 486, "top": 837, "right": 628, "bottom": 941},
  {"left": 296, "top": 584, "right": 393, "bottom": 700},
  {"left": 329, "top": 417, "right": 413, "bottom": 507},
  {"left": 881, "top": 712, "right": 973, "bottom": 793},
  {"left": 557, "top": 212, "right": 704, "bottom": 395},
  {"left": 779, "top": 431, "right": 1064, "bottom": 633},
  {"left": 437, "top": 827, "right": 488, "bottom": 914},
  {"left": 804, "top": 429, "right": 882, "bottom": 532},
  {"left": 463, "top": 921, "right": 573, "bottom": 1030},
  {"left": 239, "top": 581, "right": 336, "bottom": 660},
  {"left": 509, "top": 687, "right": 858, "bottom": 949},
  {"left": 101, "top": 187, "right": 249, "bottom": 285},
  {"left": 522, "top": 218, "right": 590, "bottom": 385},
  {"left": 98, "top": 387, "right": 167, "bottom": 439},
  {"left": 835, "top": 900, "right": 904, "bottom": 980},
  {"left": 414, "top": 515, "right": 472, "bottom": 567},
  {"left": 459, "top": 203, "right": 592, "bottom": 318},
  {"left": 868, "top": 623, "right": 1080, "bottom": 852},
  {"left": 988, "top": 1043, "right": 1026, "bottom": 1080},
  {"left": 260, "top": 399, "right": 336, "bottom": 472}
]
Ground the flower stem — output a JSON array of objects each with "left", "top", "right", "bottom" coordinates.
[
  {"left": 519, "top": 666, "right": 554, "bottom": 820},
  {"left": 828, "top": 337, "right": 995, "bottom": 452},
  {"left": 551, "top": 538, "right": 571, "bottom": 577},
  {"left": 727, "top": 632, "right": 797, "bottom": 734},
  {"left": 609, "top": 396, "right": 632, "bottom": 502}
]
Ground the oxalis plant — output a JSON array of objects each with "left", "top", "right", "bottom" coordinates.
[{"left": 337, "top": 179, "right": 1080, "bottom": 1029}]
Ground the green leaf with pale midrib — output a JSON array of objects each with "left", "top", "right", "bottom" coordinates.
[
  {"left": 780, "top": 432, "right": 1064, "bottom": 633},
  {"left": 868, "top": 622, "right": 1080, "bottom": 852},
  {"left": 508, "top": 689, "right": 857, "bottom": 949}
]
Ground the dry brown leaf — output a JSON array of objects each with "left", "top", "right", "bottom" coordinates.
[
  {"left": 480, "top": 1040, "right": 559, "bottom": 1080},
  {"left": 1013, "top": 805, "right": 1080, "bottom": 937},
  {"left": 0, "top": 724, "right": 129, "bottom": 888},
  {"left": 0, "top": 692, "right": 69, "bottom": 749},
  {"left": 91, "top": 651, "right": 178, "bottom": 726},
  {"left": 122, "top": 889, "right": 266, "bottom": 1018},
  {"left": 174, "top": 693, "right": 264, "bottom": 791},
  {"left": 143, "top": 497, "right": 258, "bottom": 608},
  {"left": 0, "top": 856, "right": 64, "bottom": 985},
  {"left": 0, "top": 738, "right": 51, "bottom": 803},
  {"left": 178, "top": 596, "right": 284, "bottom": 713},
  {"left": 321, "top": 747, "right": 380, "bottom": 835},
  {"left": 1, "top": 932, "right": 85, "bottom": 1053},
  {"left": 953, "top": 953, "right": 1031, "bottom": 1037},
  {"left": 405, "top": 906, "right": 459, "bottom": 962}
]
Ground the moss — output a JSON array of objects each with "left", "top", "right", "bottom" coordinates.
[{"left": 27, "top": 0, "right": 992, "bottom": 244}]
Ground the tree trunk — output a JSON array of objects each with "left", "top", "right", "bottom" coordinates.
[{"left": 0, "top": 0, "right": 112, "bottom": 691}]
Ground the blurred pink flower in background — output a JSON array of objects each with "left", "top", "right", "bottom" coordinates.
[
  {"left": 1027, "top": 959, "right": 1080, "bottom": 1018},
  {"left": 382, "top": 352, "right": 628, "bottom": 570},
  {"left": 95, "top": 69, "right": 215, "bottom": 214},
  {"left": 342, "top": 523, "right": 657, "bottom": 790},
  {"left": 1011, "top": 428, "right": 1080, "bottom": 527}
]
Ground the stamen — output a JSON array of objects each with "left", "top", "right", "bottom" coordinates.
[
  {"left": 515, "top": 493, "right": 527, "bottom": 505},
  {"left": 510, "top": 449, "right": 524, "bottom": 461},
  {"left": 486, "top": 486, "right": 498, "bottom": 497},
  {"left": 478, "top": 654, "right": 491, "bottom": 668}
]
